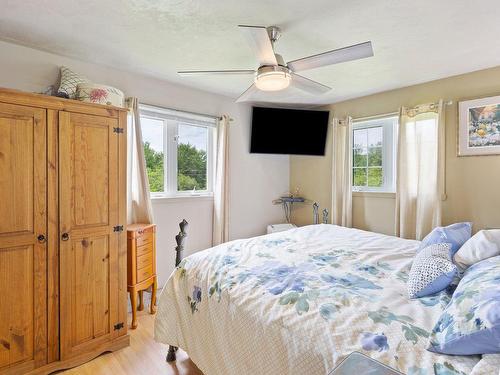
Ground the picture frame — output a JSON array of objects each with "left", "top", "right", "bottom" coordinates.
[{"left": 458, "top": 95, "right": 500, "bottom": 156}]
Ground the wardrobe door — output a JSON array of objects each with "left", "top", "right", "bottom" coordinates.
[
  {"left": 0, "top": 103, "right": 47, "bottom": 373},
  {"left": 59, "top": 111, "right": 120, "bottom": 359}
]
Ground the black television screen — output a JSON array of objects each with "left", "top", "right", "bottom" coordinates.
[{"left": 250, "top": 106, "right": 329, "bottom": 155}]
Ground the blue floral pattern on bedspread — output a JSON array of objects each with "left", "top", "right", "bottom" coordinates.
[{"left": 157, "top": 225, "right": 480, "bottom": 375}]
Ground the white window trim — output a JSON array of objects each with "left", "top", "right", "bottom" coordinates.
[
  {"left": 140, "top": 105, "right": 216, "bottom": 198},
  {"left": 352, "top": 116, "right": 397, "bottom": 193}
]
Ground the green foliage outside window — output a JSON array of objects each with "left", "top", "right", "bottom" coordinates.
[
  {"left": 353, "top": 147, "right": 383, "bottom": 187},
  {"left": 144, "top": 141, "right": 164, "bottom": 192},
  {"left": 143, "top": 141, "right": 207, "bottom": 193},
  {"left": 177, "top": 143, "right": 207, "bottom": 191}
]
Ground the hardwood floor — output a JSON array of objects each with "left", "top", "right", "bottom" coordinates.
[{"left": 61, "top": 310, "right": 203, "bottom": 375}]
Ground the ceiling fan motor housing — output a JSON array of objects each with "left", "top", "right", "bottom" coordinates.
[
  {"left": 256, "top": 65, "right": 290, "bottom": 76},
  {"left": 255, "top": 65, "right": 291, "bottom": 91}
]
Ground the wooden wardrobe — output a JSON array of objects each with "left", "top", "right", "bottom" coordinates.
[{"left": 0, "top": 88, "right": 129, "bottom": 375}]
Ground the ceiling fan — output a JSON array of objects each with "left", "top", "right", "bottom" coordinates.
[{"left": 178, "top": 25, "right": 374, "bottom": 102}]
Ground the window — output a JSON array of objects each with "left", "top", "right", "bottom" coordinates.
[
  {"left": 140, "top": 105, "right": 216, "bottom": 197},
  {"left": 352, "top": 116, "right": 397, "bottom": 192}
]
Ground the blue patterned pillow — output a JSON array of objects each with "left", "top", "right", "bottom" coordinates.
[
  {"left": 419, "top": 222, "right": 472, "bottom": 257},
  {"left": 428, "top": 255, "right": 500, "bottom": 355},
  {"left": 407, "top": 243, "right": 457, "bottom": 299}
]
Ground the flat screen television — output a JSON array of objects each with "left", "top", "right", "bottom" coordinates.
[{"left": 250, "top": 106, "right": 329, "bottom": 155}]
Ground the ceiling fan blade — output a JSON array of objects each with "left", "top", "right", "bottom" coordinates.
[
  {"left": 236, "top": 84, "right": 260, "bottom": 103},
  {"left": 238, "top": 25, "right": 278, "bottom": 66},
  {"left": 287, "top": 41, "right": 373, "bottom": 72},
  {"left": 291, "top": 73, "right": 331, "bottom": 94},
  {"left": 178, "top": 69, "right": 255, "bottom": 76}
]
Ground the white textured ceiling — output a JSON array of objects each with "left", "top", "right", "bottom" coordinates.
[{"left": 1, "top": 0, "right": 500, "bottom": 105}]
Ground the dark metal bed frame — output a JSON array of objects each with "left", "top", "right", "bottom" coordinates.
[{"left": 166, "top": 219, "right": 188, "bottom": 362}]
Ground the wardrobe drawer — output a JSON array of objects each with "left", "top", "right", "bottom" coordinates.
[
  {"left": 136, "top": 232, "right": 153, "bottom": 247},
  {"left": 137, "top": 264, "right": 153, "bottom": 283},
  {"left": 136, "top": 252, "right": 153, "bottom": 270},
  {"left": 136, "top": 243, "right": 152, "bottom": 258}
]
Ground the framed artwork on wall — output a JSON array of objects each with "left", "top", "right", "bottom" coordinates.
[{"left": 458, "top": 95, "right": 500, "bottom": 156}]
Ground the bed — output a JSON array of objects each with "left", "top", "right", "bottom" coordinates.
[{"left": 154, "top": 224, "right": 481, "bottom": 374}]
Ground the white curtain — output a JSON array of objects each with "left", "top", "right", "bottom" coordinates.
[
  {"left": 126, "top": 97, "right": 154, "bottom": 225},
  {"left": 395, "top": 100, "right": 445, "bottom": 240},
  {"left": 331, "top": 117, "right": 353, "bottom": 227},
  {"left": 212, "top": 115, "right": 230, "bottom": 245}
]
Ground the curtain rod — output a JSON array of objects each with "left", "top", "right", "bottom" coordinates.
[
  {"left": 140, "top": 102, "right": 233, "bottom": 122},
  {"left": 350, "top": 100, "right": 453, "bottom": 122},
  {"left": 351, "top": 112, "right": 399, "bottom": 122}
]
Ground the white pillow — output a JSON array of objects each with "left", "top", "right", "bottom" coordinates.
[{"left": 453, "top": 229, "right": 500, "bottom": 269}]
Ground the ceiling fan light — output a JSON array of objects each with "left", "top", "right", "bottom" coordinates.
[{"left": 254, "top": 68, "right": 291, "bottom": 91}]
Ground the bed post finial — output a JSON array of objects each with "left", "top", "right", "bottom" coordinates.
[
  {"left": 166, "top": 346, "right": 178, "bottom": 362},
  {"left": 167, "top": 219, "right": 189, "bottom": 362},
  {"left": 174, "top": 219, "right": 188, "bottom": 267},
  {"left": 313, "top": 202, "right": 319, "bottom": 224},
  {"left": 322, "top": 208, "right": 329, "bottom": 224}
]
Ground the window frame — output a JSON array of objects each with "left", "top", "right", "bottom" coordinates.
[
  {"left": 139, "top": 104, "right": 216, "bottom": 198},
  {"left": 352, "top": 115, "right": 397, "bottom": 193}
]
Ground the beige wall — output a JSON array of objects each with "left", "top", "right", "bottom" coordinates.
[{"left": 290, "top": 65, "right": 500, "bottom": 235}]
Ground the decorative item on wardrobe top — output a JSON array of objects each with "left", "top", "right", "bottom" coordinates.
[{"left": 56, "top": 66, "right": 125, "bottom": 107}]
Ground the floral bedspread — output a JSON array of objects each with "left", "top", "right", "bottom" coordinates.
[{"left": 154, "top": 224, "right": 480, "bottom": 375}]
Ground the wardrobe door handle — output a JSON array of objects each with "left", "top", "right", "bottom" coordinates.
[
  {"left": 37, "top": 234, "right": 46, "bottom": 243},
  {"left": 61, "top": 233, "right": 70, "bottom": 241}
]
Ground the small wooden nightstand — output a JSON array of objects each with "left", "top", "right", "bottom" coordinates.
[{"left": 127, "top": 223, "right": 157, "bottom": 329}]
